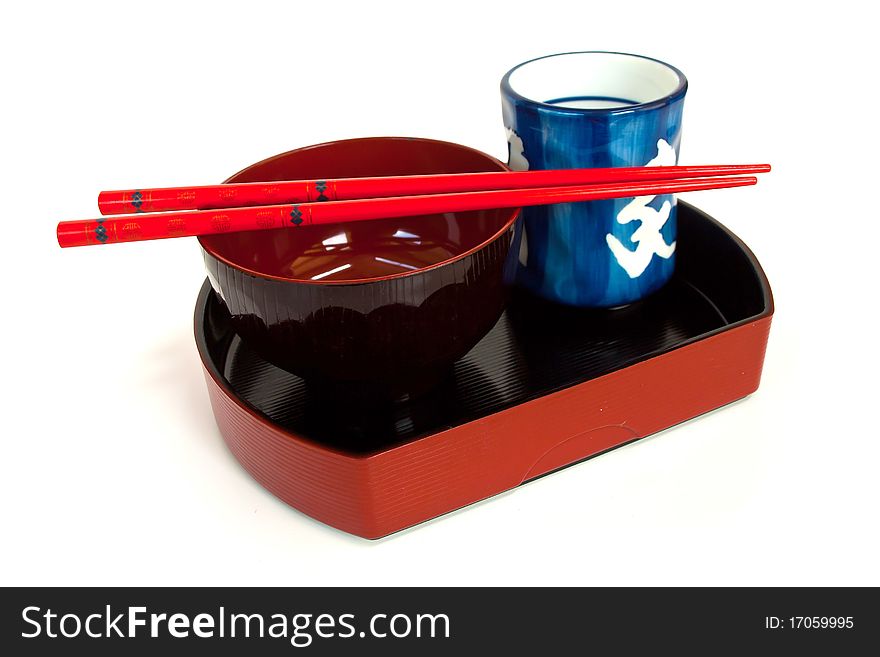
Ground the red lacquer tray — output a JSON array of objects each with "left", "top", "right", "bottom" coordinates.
[{"left": 195, "top": 202, "right": 773, "bottom": 538}]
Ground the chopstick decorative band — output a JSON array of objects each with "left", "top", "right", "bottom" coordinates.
[
  {"left": 58, "top": 176, "right": 757, "bottom": 248},
  {"left": 96, "top": 165, "right": 770, "bottom": 215}
]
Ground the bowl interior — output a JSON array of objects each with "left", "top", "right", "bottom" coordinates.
[{"left": 199, "top": 137, "right": 515, "bottom": 283}]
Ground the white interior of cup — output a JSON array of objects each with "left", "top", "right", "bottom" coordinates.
[{"left": 507, "top": 52, "right": 683, "bottom": 109}]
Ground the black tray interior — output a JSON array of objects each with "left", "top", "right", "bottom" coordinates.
[{"left": 198, "top": 202, "right": 772, "bottom": 454}]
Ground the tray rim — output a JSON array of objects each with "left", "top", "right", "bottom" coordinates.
[{"left": 194, "top": 201, "right": 774, "bottom": 461}]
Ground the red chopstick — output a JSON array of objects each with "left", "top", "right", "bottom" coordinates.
[
  {"left": 97, "top": 164, "right": 770, "bottom": 215},
  {"left": 58, "top": 176, "right": 757, "bottom": 248}
]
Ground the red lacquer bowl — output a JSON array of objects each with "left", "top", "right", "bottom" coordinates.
[{"left": 199, "top": 137, "right": 522, "bottom": 389}]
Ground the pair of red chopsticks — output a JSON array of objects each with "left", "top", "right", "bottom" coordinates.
[{"left": 56, "top": 164, "right": 770, "bottom": 248}]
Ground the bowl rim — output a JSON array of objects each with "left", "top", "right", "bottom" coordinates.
[{"left": 198, "top": 136, "right": 521, "bottom": 285}]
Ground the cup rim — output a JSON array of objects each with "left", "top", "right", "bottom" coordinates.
[
  {"left": 198, "top": 136, "right": 521, "bottom": 286},
  {"left": 501, "top": 51, "right": 688, "bottom": 115}
]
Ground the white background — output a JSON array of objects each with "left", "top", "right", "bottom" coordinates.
[{"left": 1, "top": 0, "right": 877, "bottom": 586}]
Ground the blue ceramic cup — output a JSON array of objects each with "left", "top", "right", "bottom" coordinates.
[{"left": 501, "top": 52, "right": 687, "bottom": 307}]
